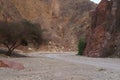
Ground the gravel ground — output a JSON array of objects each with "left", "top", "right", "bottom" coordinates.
[{"left": 0, "top": 52, "right": 120, "bottom": 80}]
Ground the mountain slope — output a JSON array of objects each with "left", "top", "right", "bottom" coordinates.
[
  {"left": 0, "top": 0, "right": 22, "bottom": 22},
  {"left": 0, "top": 0, "right": 96, "bottom": 51}
]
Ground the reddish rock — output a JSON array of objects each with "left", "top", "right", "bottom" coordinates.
[
  {"left": 0, "top": 60, "right": 9, "bottom": 67},
  {"left": 84, "top": 0, "right": 113, "bottom": 57},
  {"left": 0, "top": 60, "right": 24, "bottom": 70}
]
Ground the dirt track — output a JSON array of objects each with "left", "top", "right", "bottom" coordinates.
[{"left": 0, "top": 52, "right": 120, "bottom": 80}]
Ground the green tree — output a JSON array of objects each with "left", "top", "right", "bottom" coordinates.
[{"left": 0, "top": 20, "right": 43, "bottom": 56}]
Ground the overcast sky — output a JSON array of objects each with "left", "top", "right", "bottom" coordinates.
[{"left": 90, "top": 0, "right": 101, "bottom": 4}]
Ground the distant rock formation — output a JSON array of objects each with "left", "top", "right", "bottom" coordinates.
[{"left": 84, "top": 0, "right": 120, "bottom": 57}]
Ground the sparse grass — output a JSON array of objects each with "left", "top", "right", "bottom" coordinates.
[
  {"left": 0, "top": 49, "right": 27, "bottom": 58},
  {"left": 0, "top": 53, "right": 8, "bottom": 57},
  {"left": 98, "top": 68, "right": 106, "bottom": 71}
]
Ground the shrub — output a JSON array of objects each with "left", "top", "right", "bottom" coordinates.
[
  {"left": 0, "top": 20, "right": 43, "bottom": 56},
  {"left": 77, "top": 38, "right": 86, "bottom": 55}
]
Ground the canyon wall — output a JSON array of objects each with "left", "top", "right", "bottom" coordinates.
[{"left": 84, "top": 0, "right": 120, "bottom": 57}]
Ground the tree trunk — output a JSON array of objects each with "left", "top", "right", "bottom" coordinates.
[{"left": 6, "top": 49, "right": 13, "bottom": 56}]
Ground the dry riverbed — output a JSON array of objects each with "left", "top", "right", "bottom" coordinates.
[{"left": 0, "top": 53, "right": 120, "bottom": 80}]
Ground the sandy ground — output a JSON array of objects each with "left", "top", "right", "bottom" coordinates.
[{"left": 0, "top": 52, "right": 120, "bottom": 80}]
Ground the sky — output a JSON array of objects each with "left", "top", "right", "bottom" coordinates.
[{"left": 90, "top": 0, "right": 101, "bottom": 4}]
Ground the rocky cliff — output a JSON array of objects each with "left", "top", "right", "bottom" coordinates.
[
  {"left": 113, "top": 0, "right": 120, "bottom": 56},
  {"left": 0, "top": 0, "right": 95, "bottom": 51},
  {"left": 84, "top": 0, "right": 120, "bottom": 57}
]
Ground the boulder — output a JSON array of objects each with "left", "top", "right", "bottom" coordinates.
[
  {"left": 0, "top": 60, "right": 9, "bottom": 67},
  {"left": 0, "top": 60, "right": 24, "bottom": 70}
]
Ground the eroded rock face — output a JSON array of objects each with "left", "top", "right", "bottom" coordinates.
[
  {"left": 84, "top": 0, "right": 114, "bottom": 57},
  {"left": 0, "top": 60, "right": 24, "bottom": 70},
  {"left": 10, "top": 0, "right": 95, "bottom": 51}
]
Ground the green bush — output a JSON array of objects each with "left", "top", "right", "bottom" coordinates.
[{"left": 77, "top": 38, "right": 86, "bottom": 55}]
